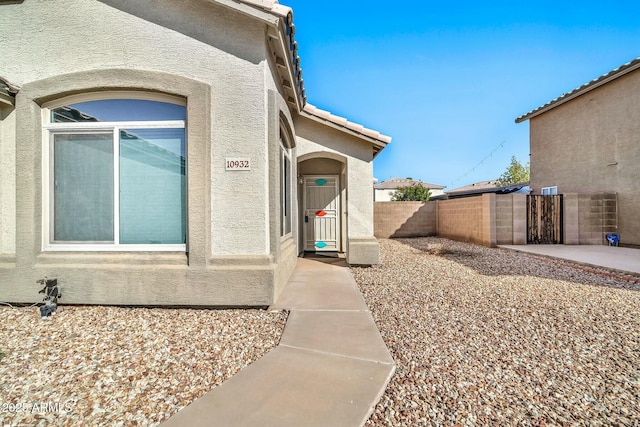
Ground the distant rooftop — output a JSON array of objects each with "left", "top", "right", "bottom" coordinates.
[
  {"left": 444, "top": 180, "right": 529, "bottom": 198},
  {"left": 375, "top": 178, "right": 445, "bottom": 190}
]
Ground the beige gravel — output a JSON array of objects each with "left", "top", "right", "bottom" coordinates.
[
  {"left": 352, "top": 238, "right": 640, "bottom": 426},
  {"left": 0, "top": 306, "right": 286, "bottom": 426}
]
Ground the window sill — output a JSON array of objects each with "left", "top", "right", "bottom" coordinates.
[
  {"left": 36, "top": 251, "right": 188, "bottom": 266},
  {"left": 44, "top": 244, "right": 186, "bottom": 252}
]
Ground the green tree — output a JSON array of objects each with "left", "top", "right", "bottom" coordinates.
[
  {"left": 391, "top": 184, "right": 431, "bottom": 201},
  {"left": 496, "top": 156, "right": 530, "bottom": 186}
]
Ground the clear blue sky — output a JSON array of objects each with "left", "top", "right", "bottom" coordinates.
[{"left": 283, "top": 1, "right": 640, "bottom": 190}]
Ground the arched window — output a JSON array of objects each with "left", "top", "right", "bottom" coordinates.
[
  {"left": 43, "top": 93, "right": 186, "bottom": 250},
  {"left": 280, "top": 129, "right": 292, "bottom": 237}
]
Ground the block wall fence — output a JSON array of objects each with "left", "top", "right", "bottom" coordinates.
[{"left": 374, "top": 193, "right": 617, "bottom": 247}]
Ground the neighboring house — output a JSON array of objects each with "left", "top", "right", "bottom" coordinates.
[
  {"left": 374, "top": 178, "right": 445, "bottom": 201},
  {"left": 0, "top": 0, "right": 390, "bottom": 306},
  {"left": 439, "top": 180, "right": 530, "bottom": 199},
  {"left": 516, "top": 57, "right": 640, "bottom": 246}
]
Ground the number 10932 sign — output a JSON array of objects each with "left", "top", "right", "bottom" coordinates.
[{"left": 225, "top": 158, "right": 251, "bottom": 171}]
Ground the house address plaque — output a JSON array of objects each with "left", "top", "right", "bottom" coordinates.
[{"left": 225, "top": 158, "right": 251, "bottom": 171}]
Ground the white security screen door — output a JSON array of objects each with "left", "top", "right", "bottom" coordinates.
[{"left": 303, "top": 176, "right": 340, "bottom": 252}]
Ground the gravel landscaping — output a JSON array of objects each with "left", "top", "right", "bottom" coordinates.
[
  {"left": 0, "top": 306, "right": 286, "bottom": 426},
  {"left": 352, "top": 238, "right": 640, "bottom": 426}
]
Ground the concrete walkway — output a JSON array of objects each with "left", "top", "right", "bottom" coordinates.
[
  {"left": 162, "top": 256, "right": 395, "bottom": 427},
  {"left": 499, "top": 244, "right": 640, "bottom": 275}
]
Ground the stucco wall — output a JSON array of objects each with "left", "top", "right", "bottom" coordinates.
[
  {"left": 0, "top": 0, "right": 300, "bottom": 305},
  {"left": 0, "top": 0, "right": 277, "bottom": 257},
  {"left": 0, "top": 105, "right": 16, "bottom": 259},
  {"left": 529, "top": 69, "right": 640, "bottom": 246}
]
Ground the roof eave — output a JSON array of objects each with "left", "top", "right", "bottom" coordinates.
[
  {"left": 268, "top": 17, "right": 305, "bottom": 112},
  {"left": 0, "top": 76, "right": 19, "bottom": 106},
  {"left": 516, "top": 57, "right": 640, "bottom": 123}
]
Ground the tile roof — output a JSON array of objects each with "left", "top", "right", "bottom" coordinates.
[
  {"left": 374, "top": 177, "right": 444, "bottom": 190},
  {"left": 302, "top": 104, "right": 392, "bottom": 149},
  {"left": 516, "top": 57, "right": 640, "bottom": 123}
]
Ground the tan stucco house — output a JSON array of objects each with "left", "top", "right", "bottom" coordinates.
[
  {"left": 516, "top": 57, "right": 639, "bottom": 247},
  {"left": 0, "top": 0, "right": 390, "bottom": 306}
]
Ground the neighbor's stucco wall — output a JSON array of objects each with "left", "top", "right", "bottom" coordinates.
[
  {"left": 529, "top": 69, "right": 640, "bottom": 246},
  {"left": 0, "top": 0, "right": 299, "bottom": 305}
]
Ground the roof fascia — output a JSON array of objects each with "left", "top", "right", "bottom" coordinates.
[
  {"left": 209, "top": 0, "right": 280, "bottom": 25},
  {"left": 269, "top": 18, "right": 304, "bottom": 112},
  {"left": 516, "top": 59, "right": 640, "bottom": 123}
]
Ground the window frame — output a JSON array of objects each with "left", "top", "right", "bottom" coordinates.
[
  {"left": 42, "top": 92, "right": 187, "bottom": 252},
  {"left": 541, "top": 186, "right": 558, "bottom": 196}
]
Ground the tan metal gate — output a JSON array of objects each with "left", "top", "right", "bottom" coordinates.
[{"left": 527, "top": 195, "right": 563, "bottom": 244}]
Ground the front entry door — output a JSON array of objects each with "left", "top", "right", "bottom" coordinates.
[{"left": 303, "top": 176, "right": 340, "bottom": 252}]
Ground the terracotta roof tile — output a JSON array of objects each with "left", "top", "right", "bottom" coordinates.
[{"left": 303, "top": 104, "right": 392, "bottom": 146}]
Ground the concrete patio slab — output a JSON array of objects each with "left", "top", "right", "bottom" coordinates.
[
  {"left": 500, "top": 244, "right": 640, "bottom": 275},
  {"left": 162, "top": 344, "right": 394, "bottom": 427},
  {"left": 270, "top": 279, "right": 369, "bottom": 311},
  {"left": 280, "top": 310, "right": 394, "bottom": 364}
]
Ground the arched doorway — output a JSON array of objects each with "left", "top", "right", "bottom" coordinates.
[{"left": 297, "top": 154, "right": 347, "bottom": 255}]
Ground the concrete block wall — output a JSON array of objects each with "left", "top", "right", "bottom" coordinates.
[
  {"left": 374, "top": 202, "right": 436, "bottom": 238},
  {"left": 577, "top": 193, "right": 618, "bottom": 244},
  {"left": 374, "top": 193, "right": 616, "bottom": 247},
  {"left": 495, "top": 194, "right": 527, "bottom": 245},
  {"left": 496, "top": 195, "right": 513, "bottom": 244},
  {"left": 374, "top": 194, "right": 527, "bottom": 247},
  {"left": 436, "top": 197, "right": 485, "bottom": 245}
]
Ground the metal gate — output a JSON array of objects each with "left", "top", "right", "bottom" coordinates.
[{"left": 527, "top": 195, "right": 563, "bottom": 244}]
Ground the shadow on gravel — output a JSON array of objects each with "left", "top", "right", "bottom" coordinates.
[{"left": 393, "top": 237, "right": 640, "bottom": 291}]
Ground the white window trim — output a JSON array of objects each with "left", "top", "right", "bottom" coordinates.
[
  {"left": 42, "top": 93, "right": 187, "bottom": 252},
  {"left": 541, "top": 186, "right": 558, "bottom": 196}
]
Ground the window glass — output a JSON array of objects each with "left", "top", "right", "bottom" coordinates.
[
  {"left": 51, "top": 99, "right": 186, "bottom": 122},
  {"left": 280, "top": 133, "right": 292, "bottom": 237},
  {"left": 119, "top": 128, "right": 186, "bottom": 244},
  {"left": 53, "top": 133, "right": 114, "bottom": 242}
]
